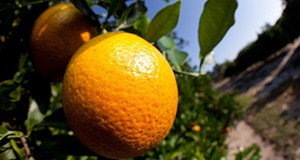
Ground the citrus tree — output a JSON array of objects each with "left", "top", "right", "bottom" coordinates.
[{"left": 0, "top": 0, "right": 254, "bottom": 159}]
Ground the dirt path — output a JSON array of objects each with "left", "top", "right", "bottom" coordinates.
[
  {"left": 227, "top": 121, "right": 284, "bottom": 160},
  {"left": 216, "top": 39, "right": 300, "bottom": 160}
]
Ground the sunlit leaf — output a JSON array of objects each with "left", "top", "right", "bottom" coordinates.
[
  {"left": 146, "top": 1, "right": 181, "bottom": 42},
  {"left": 156, "top": 36, "right": 189, "bottom": 72},
  {"left": 0, "top": 128, "right": 22, "bottom": 142},
  {"left": 158, "top": 36, "right": 176, "bottom": 50},
  {"left": 25, "top": 100, "right": 45, "bottom": 133},
  {"left": 202, "top": 51, "right": 215, "bottom": 67},
  {"left": 0, "top": 143, "right": 16, "bottom": 160},
  {"left": 167, "top": 49, "right": 188, "bottom": 72},
  {"left": 198, "top": 0, "right": 237, "bottom": 64},
  {"left": 10, "top": 139, "right": 25, "bottom": 159}
]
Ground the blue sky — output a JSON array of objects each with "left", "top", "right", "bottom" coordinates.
[{"left": 145, "top": 0, "right": 284, "bottom": 67}]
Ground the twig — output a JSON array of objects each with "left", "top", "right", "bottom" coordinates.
[{"left": 20, "top": 136, "right": 34, "bottom": 160}]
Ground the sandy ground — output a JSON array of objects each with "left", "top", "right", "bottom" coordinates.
[
  {"left": 227, "top": 121, "right": 284, "bottom": 160},
  {"left": 220, "top": 39, "right": 300, "bottom": 160}
]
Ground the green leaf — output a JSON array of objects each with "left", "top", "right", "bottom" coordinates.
[
  {"left": 167, "top": 49, "right": 188, "bottom": 72},
  {"left": 0, "top": 80, "right": 20, "bottom": 102},
  {"left": 156, "top": 36, "right": 188, "bottom": 72},
  {"left": 198, "top": 0, "right": 237, "bottom": 63},
  {"left": 0, "top": 126, "right": 8, "bottom": 135},
  {"left": 158, "top": 36, "right": 176, "bottom": 50},
  {"left": 235, "top": 144, "right": 261, "bottom": 160},
  {"left": 10, "top": 139, "right": 25, "bottom": 159},
  {"left": 202, "top": 51, "right": 215, "bottom": 65},
  {"left": 118, "top": 1, "right": 147, "bottom": 29},
  {"left": 70, "top": 0, "right": 100, "bottom": 29},
  {"left": 43, "top": 108, "right": 69, "bottom": 130},
  {"left": 133, "top": 13, "right": 150, "bottom": 37},
  {"left": 25, "top": 100, "right": 45, "bottom": 133},
  {"left": 146, "top": 1, "right": 181, "bottom": 42},
  {"left": 8, "top": 85, "right": 22, "bottom": 102},
  {"left": 200, "top": 51, "right": 215, "bottom": 75},
  {"left": 0, "top": 80, "right": 19, "bottom": 111},
  {"left": 0, "top": 142, "right": 16, "bottom": 160},
  {"left": 105, "top": 0, "right": 126, "bottom": 20},
  {"left": 0, "top": 127, "right": 22, "bottom": 142}
]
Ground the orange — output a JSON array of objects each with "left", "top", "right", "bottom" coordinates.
[
  {"left": 226, "top": 127, "right": 231, "bottom": 133},
  {"left": 30, "top": 3, "right": 97, "bottom": 81},
  {"left": 192, "top": 125, "right": 201, "bottom": 132},
  {"left": 62, "top": 32, "right": 178, "bottom": 159}
]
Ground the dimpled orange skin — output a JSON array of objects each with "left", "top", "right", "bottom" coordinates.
[
  {"left": 30, "top": 3, "right": 97, "bottom": 81},
  {"left": 62, "top": 32, "right": 178, "bottom": 159}
]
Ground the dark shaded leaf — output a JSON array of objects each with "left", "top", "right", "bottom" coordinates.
[
  {"left": 146, "top": 1, "right": 181, "bottom": 42},
  {"left": 42, "top": 108, "right": 69, "bottom": 130},
  {"left": 35, "top": 135, "right": 98, "bottom": 157},
  {"left": 0, "top": 80, "right": 18, "bottom": 112},
  {"left": 29, "top": 74, "right": 50, "bottom": 114},
  {"left": 198, "top": 0, "right": 237, "bottom": 65},
  {"left": 9, "top": 85, "right": 21, "bottom": 103},
  {"left": 104, "top": 0, "right": 126, "bottom": 21},
  {"left": 0, "top": 0, "right": 49, "bottom": 11},
  {"left": 70, "top": 0, "right": 100, "bottom": 29},
  {"left": 118, "top": 1, "right": 147, "bottom": 29},
  {"left": 0, "top": 80, "right": 15, "bottom": 98}
]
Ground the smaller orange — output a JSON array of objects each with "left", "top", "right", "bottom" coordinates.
[
  {"left": 226, "top": 127, "right": 231, "bottom": 133},
  {"left": 192, "top": 125, "right": 201, "bottom": 132},
  {"left": 30, "top": 3, "right": 97, "bottom": 81}
]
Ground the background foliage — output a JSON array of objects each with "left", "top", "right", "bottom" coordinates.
[{"left": 0, "top": 0, "right": 253, "bottom": 159}]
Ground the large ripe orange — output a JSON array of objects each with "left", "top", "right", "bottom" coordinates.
[
  {"left": 62, "top": 32, "right": 178, "bottom": 159},
  {"left": 30, "top": 3, "right": 97, "bottom": 81}
]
